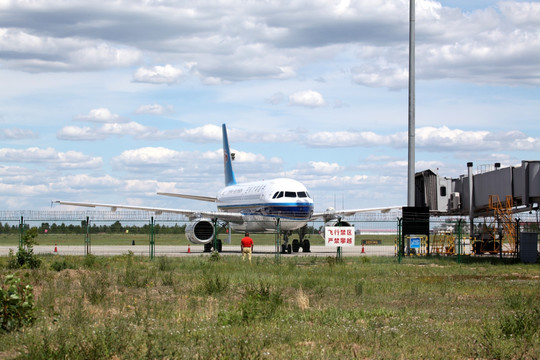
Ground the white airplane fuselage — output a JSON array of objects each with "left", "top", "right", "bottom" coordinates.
[{"left": 216, "top": 178, "right": 314, "bottom": 232}]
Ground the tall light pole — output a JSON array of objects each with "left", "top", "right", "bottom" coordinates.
[{"left": 407, "top": 0, "right": 416, "bottom": 206}]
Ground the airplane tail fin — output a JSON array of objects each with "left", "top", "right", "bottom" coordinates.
[{"left": 222, "top": 124, "right": 237, "bottom": 186}]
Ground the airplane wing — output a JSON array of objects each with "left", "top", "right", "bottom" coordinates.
[
  {"left": 157, "top": 192, "right": 216, "bottom": 202},
  {"left": 311, "top": 206, "right": 402, "bottom": 223},
  {"left": 53, "top": 200, "right": 244, "bottom": 223}
]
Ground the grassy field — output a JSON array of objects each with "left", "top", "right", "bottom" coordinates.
[
  {"left": 0, "top": 254, "right": 538, "bottom": 359},
  {"left": 0, "top": 233, "right": 397, "bottom": 247}
]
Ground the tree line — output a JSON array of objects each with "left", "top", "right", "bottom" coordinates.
[{"left": 0, "top": 221, "right": 187, "bottom": 235}]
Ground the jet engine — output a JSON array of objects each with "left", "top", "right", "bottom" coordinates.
[
  {"left": 325, "top": 220, "right": 352, "bottom": 227},
  {"left": 185, "top": 218, "right": 215, "bottom": 244}
]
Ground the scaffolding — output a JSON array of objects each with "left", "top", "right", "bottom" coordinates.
[
  {"left": 432, "top": 231, "right": 456, "bottom": 255},
  {"left": 471, "top": 195, "right": 518, "bottom": 255}
]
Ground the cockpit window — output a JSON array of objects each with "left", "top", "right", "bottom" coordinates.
[
  {"left": 285, "top": 191, "right": 296, "bottom": 198},
  {"left": 297, "top": 191, "right": 308, "bottom": 198},
  {"left": 274, "top": 191, "right": 284, "bottom": 198}
]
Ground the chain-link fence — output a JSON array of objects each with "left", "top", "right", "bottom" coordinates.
[{"left": 0, "top": 210, "right": 538, "bottom": 262}]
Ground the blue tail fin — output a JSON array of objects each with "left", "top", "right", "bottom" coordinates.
[{"left": 222, "top": 124, "right": 237, "bottom": 186}]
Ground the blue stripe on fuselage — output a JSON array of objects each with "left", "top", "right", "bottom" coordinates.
[{"left": 218, "top": 203, "right": 313, "bottom": 220}]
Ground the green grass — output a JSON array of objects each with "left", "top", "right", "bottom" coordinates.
[
  {"left": 0, "top": 233, "right": 397, "bottom": 246},
  {"left": 0, "top": 254, "right": 537, "bottom": 359}
]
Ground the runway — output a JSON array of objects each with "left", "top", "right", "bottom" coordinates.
[{"left": 0, "top": 245, "right": 397, "bottom": 257}]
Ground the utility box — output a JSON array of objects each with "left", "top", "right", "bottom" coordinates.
[{"left": 519, "top": 232, "right": 539, "bottom": 264}]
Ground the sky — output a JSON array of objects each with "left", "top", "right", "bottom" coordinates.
[{"left": 0, "top": 0, "right": 539, "bottom": 214}]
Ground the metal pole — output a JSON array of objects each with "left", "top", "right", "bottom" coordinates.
[
  {"left": 457, "top": 219, "right": 462, "bottom": 264},
  {"left": 468, "top": 162, "right": 474, "bottom": 237},
  {"left": 275, "top": 218, "right": 281, "bottom": 263},
  {"left": 398, "top": 217, "right": 403, "bottom": 263},
  {"left": 407, "top": 0, "right": 416, "bottom": 206},
  {"left": 19, "top": 216, "right": 24, "bottom": 248},
  {"left": 85, "top": 216, "right": 91, "bottom": 256},
  {"left": 149, "top": 216, "right": 155, "bottom": 260},
  {"left": 515, "top": 218, "right": 520, "bottom": 259},
  {"left": 212, "top": 219, "right": 217, "bottom": 251}
]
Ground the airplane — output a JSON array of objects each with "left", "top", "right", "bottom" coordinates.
[{"left": 55, "top": 124, "right": 399, "bottom": 253}]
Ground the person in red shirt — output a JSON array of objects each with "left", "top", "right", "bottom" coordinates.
[{"left": 241, "top": 232, "right": 254, "bottom": 264}]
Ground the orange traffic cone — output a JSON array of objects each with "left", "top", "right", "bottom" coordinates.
[
  {"left": 54, "top": 244, "right": 57, "bottom": 253},
  {"left": 187, "top": 244, "right": 191, "bottom": 253},
  {"left": 361, "top": 243, "right": 365, "bottom": 254}
]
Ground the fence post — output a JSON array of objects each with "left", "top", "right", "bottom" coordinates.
[
  {"left": 457, "top": 219, "right": 462, "bottom": 264},
  {"left": 149, "top": 216, "right": 155, "bottom": 260},
  {"left": 85, "top": 216, "right": 91, "bottom": 256},
  {"left": 212, "top": 218, "right": 218, "bottom": 252},
  {"left": 275, "top": 218, "right": 281, "bottom": 263},
  {"left": 19, "top": 216, "right": 24, "bottom": 248},
  {"left": 397, "top": 217, "right": 403, "bottom": 263},
  {"left": 336, "top": 218, "right": 343, "bottom": 262},
  {"left": 515, "top": 218, "right": 521, "bottom": 259}
]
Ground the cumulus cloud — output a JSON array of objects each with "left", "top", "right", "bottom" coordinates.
[
  {"left": 135, "top": 104, "right": 173, "bottom": 115},
  {"left": 0, "top": 147, "right": 102, "bottom": 169},
  {"left": 308, "top": 161, "right": 344, "bottom": 174},
  {"left": 0, "top": 1, "right": 537, "bottom": 86},
  {"left": 351, "top": 63, "right": 408, "bottom": 90},
  {"left": 289, "top": 90, "right": 326, "bottom": 108},
  {"left": 305, "top": 130, "right": 389, "bottom": 148},
  {"left": 112, "top": 147, "right": 184, "bottom": 167},
  {"left": 133, "top": 64, "right": 184, "bottom": 84},
  {"left": 0, "top": 128, "right": 38, "bottom": 140},
  {"left": 0, "top": 29, "right": 141, "bottom": 72},
  {"left": 74, "top": 108, "right": 126, "bottom": 123},
  {"left": 303, "top": 126, "right": 540, "bottom": 152},
  {"left": 57, "top": 122, "right": 154, "bottom": 141}
]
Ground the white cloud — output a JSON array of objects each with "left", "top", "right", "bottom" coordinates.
[
  {"left": 0, "top": 29, "right": 141, "bottom": 72},
  {"left": 56, "top": 126, "right": 106, "bottom": 141},
  {"left": 74, "top": 108, "right": 126, "bottom": 123},
  {"left": 57, "top": 122, "right": 162, "bottom": 141},
  {"left": 0, "top": 147, "right": 102, "bottom": 169},
  {"left": 303, "top": 127, "right": 540, "bottom": 152},
  {"left": 351, "top": 63, "right": 408, "bottom": 90},
  {"left": 308, "top": 161, "right": 344, "bottom": 174},
  {"left": 179, "top": 124, "right": 222, "bottom": 142},
  {"left": 112, "top": 147, "right": 188, "bottom": 168},
  {"left": 0, "top": 128, "right": 38, "bottom": 140},
  {"left": 289, "top": 90, "right": 326, "bottom": 108},
  {"left": 305, "top": 130, "right": 388, "bottom": 147},
  {"left": 133, "top": 64, "right": 184, "bottom": 84},
  {"left": 135, "top": 104, "right": 173, "bottom": 115}
]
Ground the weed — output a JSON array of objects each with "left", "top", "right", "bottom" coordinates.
[
  {"left": 474, "top": 290, "right": 540, "bottom": 359},
  {"left": 156, "top": 256, "right": 174, "bottom": 271},
  {"left": 201, "top": 273, "right": 230, "bottom": 295},
  {"left": 355, "top": 280, "right": 364, "bottom": 296},
  {"left": 50, "top": 258, "right": 72, "bottom": 272},
  {"left": 7, "top": 247, "right": 42, "bottom": 269},
  {"left": 160, "top": 271, "right": 175, "bottom": 287},
  {"left": 209, "top": 250, "right": 221, "bottom": 262},
  {"left": 81, "top": 270, "right": 110, "bottom": 305},
  {"left": 83, "top": 254, "right": 97, "bottom": 268},
  {"left": 0, "top": 274, "right": 35, "bottom": 332}
]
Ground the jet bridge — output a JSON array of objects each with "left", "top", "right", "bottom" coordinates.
[{"left": 415, "top": 160, "right": 540, "bottom": 218}]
